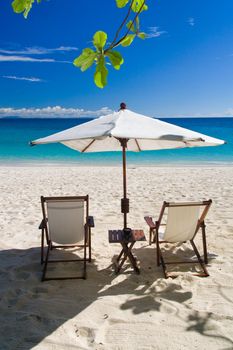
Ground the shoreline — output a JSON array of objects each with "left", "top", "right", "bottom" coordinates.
[{"left": 1, "top": 161, "right": 233, "bottom": 167}]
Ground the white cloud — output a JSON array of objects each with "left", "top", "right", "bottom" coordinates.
[
  {"left": 146, "top": 27, "right": 167, "bottom": 39},
  {"left": 0, "top": 46, "right": 78, "bottom": 55},
  {"left": 3, "top": 75, "right": 44, "bottom": 82},
  {"left": 0, "top": 46, "right": 77, "bottom": 64},
  {"left": 0, "top": 106, "right": 113, "bottom": 118},
  {"left": 0, "top": 55, "right": 71, "bottom": 63},
  {"left": 187, "top": 17, "right": 195, "bottom": 26},
  {"left": 0, "top": 55, "right": 55, "bottom": 62}
]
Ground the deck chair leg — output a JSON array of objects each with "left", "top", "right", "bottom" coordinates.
[
  {"left": 149, "top": 228, "right": 152, "bottom": 245},
  {"left": 88, "top": 227, "right": 91, "bottom": 263},
  {"left": 45, "top": 228, "right": 49, "bottom": 245},
  {"left": 83, "top": 246, "right": 87, "bottom": 280},
  {"left": 41, "top": 228, "right": 44, "bottom": 265},
  {"left": 156, "top": 230, "right": 160, "bottom": 266},
  {"left": 158, "top": 247, "right": 168, "bottom": 278},
  {"left": 152, "top": 230, "right": 156, "bottom": 244},
  {"left": 83, "top": 229, "right": 87, "bottom": 279},
  {"left": 42, "top": 241, "right": 52, "bottom": 281},
  {"left": 190, "top": 240, "right": 209, "bottom": 277},
  {"left": 202, "top": 223, "right": 208, "bottom": 264},
  {"left": 83, "top": 257, "right": 87, "bottom": 279}
]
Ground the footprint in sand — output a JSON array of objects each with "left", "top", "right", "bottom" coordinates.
[{"left": 74, "top": 326, "right": 97, "bottom": 347}]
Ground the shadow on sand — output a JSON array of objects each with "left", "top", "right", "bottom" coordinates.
[{"left": 0, "top": 245, "right": 232, "bottom": 349}]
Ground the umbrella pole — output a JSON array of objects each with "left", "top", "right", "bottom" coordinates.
[{"left": 120, "top": 138, "right": 129, "bottom": 230}]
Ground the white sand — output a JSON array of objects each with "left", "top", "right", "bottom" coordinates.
[{"left": 0, "top": 166, "right": 233, "bottom": 350}]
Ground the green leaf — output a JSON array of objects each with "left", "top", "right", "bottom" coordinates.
[
  {"left": 132, "top": 0, "right": 148, "bottom": 13},
  {"left": 120, "top": 34, "right": 136, "bottom": 47},
  {"left": 12, "top": 0, "right": 28, "bottom": 13},
  {"left": 106, "top": 50, "right": 124, "bottom": 70},
  {"left": 137, "top": 32, "right": 146, "bottom": 39},
  {"left": 116, "top": 0, "right": 129, "bottom": 8},
  {"left": 126, "top": 20, "right": 136, "bottom": 33},
  {"left": 93, "top": 31, "right": 107, "bottom": 52},
  {"left": 73, "top": 48, "right": 97, "bottom": 72},
  {"left": 12, "top": 0, "right": 35, "bottom": 18},
  {"left": 94, "top": 56, "right": 108, "bottom": 88},
  {"left": 12, "top": 0, "right": 41, "bottom": 18}
]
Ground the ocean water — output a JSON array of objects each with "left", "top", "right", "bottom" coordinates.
[{"left": 0, "top": 117, "right": 232, "bottom": 165}]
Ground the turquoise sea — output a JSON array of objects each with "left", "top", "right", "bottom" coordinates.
[{"left": 0, "top": 117, "right": 232, "bottom": 165}]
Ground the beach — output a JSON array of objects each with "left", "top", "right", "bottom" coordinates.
[{"left": 0, "top": 165, "right": 233, "bottom": 349}]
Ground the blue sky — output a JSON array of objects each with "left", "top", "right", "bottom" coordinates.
[{"left": 0, "top": 0, "right": 233, "bottom": 118}]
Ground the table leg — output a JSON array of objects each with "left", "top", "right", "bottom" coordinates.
[
  {"left": 116, "top": 242, "right": 134, "bottom": 271},
  {"left": 115, "top": 242, "right": 140, "bottom": 274}
]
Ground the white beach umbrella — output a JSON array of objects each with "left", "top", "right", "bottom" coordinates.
[{"left": 31, "top": 103, "right": 225, "bottom": 229}]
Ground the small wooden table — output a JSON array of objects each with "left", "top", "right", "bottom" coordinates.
[{"left": 108, "top": 229, "right": 146, "bottom": 274}]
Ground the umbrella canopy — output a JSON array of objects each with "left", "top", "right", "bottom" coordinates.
[
  {"left": 31, "top": 107, "right": 224, "bottom": 151},
  {"left": 31, "top": 105, "right": 225, "bottom": 230}
]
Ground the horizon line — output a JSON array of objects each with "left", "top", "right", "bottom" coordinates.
[{"left": 1, "top": 115, "right": 233, "bottom": 119}]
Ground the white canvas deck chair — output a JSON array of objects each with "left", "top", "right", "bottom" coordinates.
[
  {"left": 39, "top": 196, "right": 94, "bottom": 281},
  {"left": 144, "top": 200, "right": 212, "bottom": 278}
]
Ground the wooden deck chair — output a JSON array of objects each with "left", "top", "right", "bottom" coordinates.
[
  {"left": 39, "top": 195, "right": 94, "bottom": 281},
  {"left": 144, "top": 200, "right": 212, "bottom": 278}
]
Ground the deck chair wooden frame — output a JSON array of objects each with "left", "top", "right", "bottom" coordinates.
[
  {"left": 39, "top": 195, "right": 94, "bottom": 281},
  {"left": 145, "top": 200, "right": 212, "bottom": 278}
]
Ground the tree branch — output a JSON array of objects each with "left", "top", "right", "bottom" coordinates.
[
  {"left": 110, "top": 0, "right": 134, "bottom": 49},
  {"left": 105, "top": 0, "right": 146, "bottom": 53}
]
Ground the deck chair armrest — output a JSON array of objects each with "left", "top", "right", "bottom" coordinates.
[
  {"left": 144, "top": 216, "right": 157, "bottom": 229},
  {"left": 87, "top": 216, "right": 95, "bottom": 228},
  {"left": 39, "top": 218, "right": 47, "bottom": 230}
]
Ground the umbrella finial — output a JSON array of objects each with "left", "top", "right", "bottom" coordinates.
[{"left": 120, "top": 102, "right": 127, "bottom": 110}]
